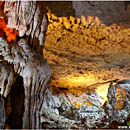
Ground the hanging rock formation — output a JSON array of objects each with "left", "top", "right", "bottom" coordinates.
[{"left": 0, "top": 1, "right": 51, "bottom": 129}]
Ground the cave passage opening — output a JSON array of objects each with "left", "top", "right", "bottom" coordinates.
[{"left": 5, "top": 76, "right": 25, "bottom": 129}]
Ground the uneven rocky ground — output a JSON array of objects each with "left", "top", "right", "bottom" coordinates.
[{"left": 43, "top": 2, "right": 130, "bottom": 128}]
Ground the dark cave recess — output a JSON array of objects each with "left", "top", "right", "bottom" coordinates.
[{"left": 5, "top": 76, "right": 25, "bottom": 129}]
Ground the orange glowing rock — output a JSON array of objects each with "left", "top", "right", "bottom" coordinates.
[
  {"left": 0, "top": 17, "right": 17, "bottom": 42},
  {"left": 74, "top": 102, "right": 81, "bottom": 108},
  {"left": 84, "top": 102, "right": 93, "bottom": 106}
]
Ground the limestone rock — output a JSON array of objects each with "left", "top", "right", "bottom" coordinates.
[
  {"left": 73, "top": 1, "right": 130, "bottom": 25},
  {"left": 63, "top": 17, "right": 71, "bottom": 29},
  {"left": 36, "top": 79, "right": 130, "bottom": 129},
  {"left": 0, "top": 1, "right": 51, "bottom": 129},
  {"left": 0, "top": 1, "right": 130, "bottom": 129}
]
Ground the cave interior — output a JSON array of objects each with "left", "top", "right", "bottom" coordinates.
[{"left": 0, "top": 1, "right": 130, "bottom": 129}]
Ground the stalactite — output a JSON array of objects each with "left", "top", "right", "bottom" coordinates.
[{"left": 0, "top": 1, "right": 51, "bottom": 129}]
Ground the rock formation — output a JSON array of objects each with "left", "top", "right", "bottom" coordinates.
[
  {"left": 0, "top": 1, "right": 129, "bottom": 129},
  {"left": 0, "top": 1, "right": 51, "bottom": 129},
  {"left": 44, "top": 1, "right": 130, "bottom": 128}
]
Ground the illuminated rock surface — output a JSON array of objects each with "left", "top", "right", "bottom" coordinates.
[
  {"left": 40, "top": 81, "right": 130, "bottom": 128},
  {"left": 0, "top": 1, "right": 130, "bottom": 129},
  {"left": 43, "top": 1, "right": 130, "bottom": 128},
  {"left": 0, "top": 1, "right": 51, "bottom": 129}
]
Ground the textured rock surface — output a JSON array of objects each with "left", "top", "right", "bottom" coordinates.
[
  {"left": 39, "top": 81, "right": 130, "bottom": 129},
  {"left": 4, "top": 1, "right": 47, "bottom": 53},
  {"left": 0, "top": 37, "right": 51, "bottom": 129},
  {"left": 0, "top": 1, "right": 51, "bottom": 129},
  {"left": 44, "top": 8, "right": 130, "bottom": 94},
  {"left": 73, "top": 1, "right": 130, "bottom": 25},
  {"left": 0, "top": 1, "right": 130, "bottom": 129},
  {"left": 43, "top": 1, "right": 130, "bottom": 128}
]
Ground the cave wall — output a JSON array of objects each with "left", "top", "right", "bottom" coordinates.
[
  {"left": 46, "top": 1, "right": 130, "bottom": 26},
  {"left": 43, "top": 2, "right": 130, "bottom": 128},
  {"left": 73, "top": 1, "right": 130, "bottom": 25},
  {"left": 0, "top": 1, "right": 129, "bottom": 129},
  {"left": 0, "top": 1, "right": 51, "bottom": 129},
  {"left": 45, "top": 1, "right": 75, "bottom": 17},
  {"left": 45, "top": 1, "right": 130, "bottom": 89}
]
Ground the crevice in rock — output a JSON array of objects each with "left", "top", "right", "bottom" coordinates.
[{"left": 5, "top": 76, "right": 25, "bottom": 129}]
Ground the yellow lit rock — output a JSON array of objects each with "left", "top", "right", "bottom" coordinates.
[
  {"left": 62, "top": 17, "right": 71, "bottom": 29},
  {"left": 86, "top": 16, "right": 95, "bottom": 25},
  {"left": 74, "top": 102, "right": 81, "bottom": 108},
  {"left": 51, "top": 14, "right": 58, "bottom": 20},
  {"left": 71, "top": 24, "right": 79, "bottom": 32},
  {"left": 81, "top": 16, "right": 87, "bottom": 25},
  {"left": 69, "top": 16, "right": 75, "bottom": 25},
  {"left": 59, "top": 17, "right": 63, "bottom": 23},
  {"left": 76, "top": 18, "right": 81, "bottom": 24},
  {"left": 95, "top": 84, "right": 109, "bottom": 105}
]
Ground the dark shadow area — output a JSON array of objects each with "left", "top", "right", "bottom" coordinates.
[
  {"left": 5, "top": 76, "right": 25, "bottom": 129},
  {"left": 45, "top": 1, "right": 75, "bottom": 17},
  {"left": 73, "top": 1, "right": 130, "bottom": 26},
  {"left": 124, "top": 1, "right": 130, "bottom": 10},
  {"left": 45, "top": 1, "right": 130, "bottom": 26}
]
